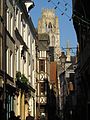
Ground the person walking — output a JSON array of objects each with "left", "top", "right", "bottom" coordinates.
[
  {"left": 8, "top": 111, "right": 17, "bottom": 120},
  {"left": 16, "top": 115, "right": 21, "bottom": 120},
  {"left": 26, "top": 113, "right": 31, "bottom": 120}
]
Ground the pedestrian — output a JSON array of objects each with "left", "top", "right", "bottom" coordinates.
[
  {"left": 8, "top": 111, "right": 17, "bottom": 120},
  {"left": 26, "top": 113, "right": 31, "bottom": 120},
  {"left": 16, "top": 115, "right": 21, "bottom": 120}
]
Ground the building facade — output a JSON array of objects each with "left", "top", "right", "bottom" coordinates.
[
  {"left": 37, "top": 8, "right": 61, "bottom": 120},
  {"left": 36, "top": 33, "right": 50, "bottom": 120},
  {"left": 59, "top": 49, "right": 77, "bottom": 120},
  {"left": 72, "top": 0, "right": 90, "bottom": 119},
  {"left": 0, "top": 0, "right": 6, "bottom": 119},
  {"left": 0, "top": 0, "right": 37, "bottom": 120}
]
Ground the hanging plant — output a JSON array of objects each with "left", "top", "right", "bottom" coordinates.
[
  {"left": 16, "top": 71, "right": 21, "bottom": 80},
  {"left": 16, "top": 72, "right": 28, "bottom": 85},
  {"left": 21, "top": 74, "right": 28, "bottom": 84}
]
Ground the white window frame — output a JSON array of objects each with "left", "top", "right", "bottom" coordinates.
[{"left": 10, "top": 51, "right": 13, "bottom": 77}]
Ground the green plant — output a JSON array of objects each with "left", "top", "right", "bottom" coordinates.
[
  {"left": 16, "top": 72, "right": 28, "bottom": 85},
  {"left": 16, "top": 71, "right": 21, "bottom": 80},
  {"left": 21, "top": 74, "right": 28, "bottom": 84}
]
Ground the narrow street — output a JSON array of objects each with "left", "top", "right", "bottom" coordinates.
[{"left": 0, "top": 0, "right": 90, "bottom": 120}]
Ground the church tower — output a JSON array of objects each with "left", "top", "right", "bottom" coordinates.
[
  {"left": 38, "top": 8, "right": 61, "bottom": 61},
  {"left": 66, "top": 41, "right": 71, "bottom": 62}
]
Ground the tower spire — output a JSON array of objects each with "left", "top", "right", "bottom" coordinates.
[{"left": 66, "top": 40, "right": 71, "bottom": 61}]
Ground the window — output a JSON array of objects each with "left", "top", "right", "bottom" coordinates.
[
  {"left": 16, "top": 9, "right": 19, "bottom": 29},
  {"left": 40, "top": 82, "right": 45, "bottom": 95},
  {"left": 7, "top": 9, "right": 9, "bottom": 31},
  {"left": 16, "top": 47, "right": 19, "bottom": 71},
  {"left": 21, "top": 46, "right": 26, "bottom": 62},
  {"left": 6, "top": 48, "right": 9, "bottom": 74},
  {"left": 48, "top": 22, "right": 52, "bottom": 29},
  {"left": 10, "top": 50, "right": 13, "bottom": 77},
  {"left": 0, "top": 0, "right": 3, "bottom": 17},
  {"left": 45, "top": 83, "right": 47, "bottom": 95},
  {"left": 10, "top": 13, "right": 12, "bottom": 34},
  {"left": 48, "top": 22, "right": 52, "bottom": 32},
  {"left": 32, "top": 59, "right": 34, "bottom": 70},
  {"left": 39, "top": 60, "right": 45, "bottom": 72},
  {"left": 10, "top": 13, "right": 13, "bottom": 36}
]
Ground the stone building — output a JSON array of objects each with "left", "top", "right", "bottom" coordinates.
[
  {"left": 38, "top": 8, "right": 61, "bottom": 61},
  {"left": 0, "top": 0, "right": 37, "bottom": 120}
]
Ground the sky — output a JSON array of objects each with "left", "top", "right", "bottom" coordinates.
[{"left": 30, "top": 0, "right": 77, "bottom": 55}]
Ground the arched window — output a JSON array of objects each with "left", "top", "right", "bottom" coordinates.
[
  {"left": 48, "top": 22, "right": 52, "bottom": 32},
  {"left": 48, "top": 22, "right": 52, "bottom": 28}
]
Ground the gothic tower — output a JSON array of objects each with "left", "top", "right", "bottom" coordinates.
[
  {"left": 38, "top": 8, "right": 61, "bottom": 61},
  {"left": 66, "top": 41, "right": 71, "bottom": 62}
]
